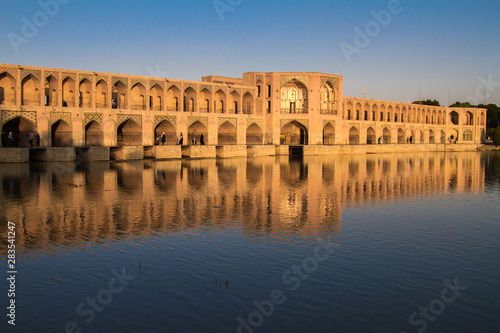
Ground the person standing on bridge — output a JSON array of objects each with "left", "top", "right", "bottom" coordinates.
[
  {"left": 179, "top": 132, "right": 183, "bottom": 145},
  {"left": 28, "top": 130, "right": 34, "bottom": 147}
]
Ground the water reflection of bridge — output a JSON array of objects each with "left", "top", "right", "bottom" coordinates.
[{"left": 0, "top": 152, "right": 487, "bottom": 249}]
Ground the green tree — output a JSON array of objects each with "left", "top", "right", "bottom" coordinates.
[{"left": 494, "top": 125, "right": 500, "bottom": 147}]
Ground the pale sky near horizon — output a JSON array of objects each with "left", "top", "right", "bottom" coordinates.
[{"left": 1, "top": 0, "right": 499, "bottom": 105}]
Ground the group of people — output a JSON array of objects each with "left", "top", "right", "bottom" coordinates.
[
  {"left": 155, "top": 132, "right": 205, "bottom": 146},
  {"left": 1, "top": 130, "right": 40, "bottom": 147}
]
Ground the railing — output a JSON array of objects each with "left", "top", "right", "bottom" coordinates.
[
  {"left": 281, "top": 108, "right": 308, "bottom": 114},
  {"left": 320, "top": 109, "right": 337, "bottom": 115}
]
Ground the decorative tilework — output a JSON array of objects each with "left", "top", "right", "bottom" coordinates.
[
  {"left": 21, "top": 69, "right": 41, "bottom": 81},
  {"left": 213, "top": 86, "right": 227, "bottom": 95},
  {"left": 280, "top": 75, "right": 309, "bottom": 89},
  {"left": 154, "top": 115, "right": 177, "bottom": 127},
  {"left": 62, "top": 73, "right": 76, "bottom": 82},
  {"left": 150, "top": 80, "right": 164, "bottom": 91},
  {"left": 0, "top": 67, "right": 17, "bottom": 78},
  {"left": 199, "top": 85, "right": 212, "bottom": 93},
  {"left": 183, "top": 83, "right": 198, "bottom": 91},
  {"left": 51, "top": 112, "right": 72, "bottom": 125},
  {"left": 247, "top": 118, "right": 263, "bottom": 129},
  {"left": 45, "top": 71, "right": 59, "bottom": 80},
  {"left": 112, "top": 77, "right": 127, "bottom": 87},
  {"left": 96, "top": 76, "right": 108, "bottom": 84},
  {"left": 117, "top": 114, "right": 142, "bottom": 127},
  {"left": 323, "top": 120, "right": 335, "bottom": 128},
  {"left": 188, "top": 116, "right": 208, "bottom": 128},
  {"left": 131, "top": 78, "right": 147, "bottom": 88},
  {"left": 218, "top": 117, "right": 237, "bottom": 128},
  {"left": 1, "top": 110, "right": 37, "bottom": 126},
  {"left": 347, "top": 123, "right": 359, "bottom": 130},
  {"left": 84, "top": 112, "right": 103, "bottom": 125},
  {"left": 79, "top": 74, "right": 93, "bottom": 83},
  {"left": 280, "top": 119, "right": 309, "bottom": 130},
  {"left": 321, "top": 76, "right": 339, "bottom": 90}
]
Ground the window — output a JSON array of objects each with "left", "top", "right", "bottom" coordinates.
[
  {"left": 356, "top": 110, "right": 360, "bottom": 120},
  {"left": 267, "top": 85, "right": 271, "bottom": 97},
  {"left": 364, "top": 111, "right": 368, "bottom": 121},
  {"left": 267, "top": 100, "right": 271, "bottom": 113},
  {"left": 380, "top": 112, "right": 383, "bottom": 121},
  {"left": 347, "top": 109, "right": 351, "bottom": 120},
  {"left": 257, "top": 86, "right": 261, "bottom": 97}
]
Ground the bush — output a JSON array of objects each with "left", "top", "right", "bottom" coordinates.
[{"left": 494, "top": 126, "right": 500, "bottom": 146}]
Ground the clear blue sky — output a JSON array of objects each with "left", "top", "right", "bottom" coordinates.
[{"left": 1, "top": 0, "right": 499, "bottom": 105}]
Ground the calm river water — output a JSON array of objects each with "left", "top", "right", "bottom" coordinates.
[{"left": 1, "top": 152, "right": 500, "bottom": 333}]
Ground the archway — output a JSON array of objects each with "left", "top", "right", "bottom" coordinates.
[
  {"left": 384, "top": 128, "right": 392, "bottom": 144},
  {"left": 449, "top": 111, "right": 459, "bottom": 125},
  {"left": 167, "top": 86, "right": 180, "bottom": 111},
  {"left": 366, "top": 127, "right": 375, "bottom": 144},
  {"left": 21, "top": 74, "right": 40, "bottom": 106},
  {"left": 243, "top": 92, "right": 253, "bottom": 114},
  {"left": 440, "top": 130, "right": 446, "bottom": 143},
  {"left": 447, "top": 129, "right": 458, "bottom": 143},
  {"left": 85, "top": 121, "right": 104, "bottom": 146},
  {"left": 79, "top": 79, "right": 92, "bottom": 108},
  {"left": 188, "top": 121, "right": 207, "bottom": 145},
  {"left": 62, "top": 76, "right": 75, "bottom": 107},
  {"left": 183, "top": 87, "right": 196, "bottom": 112},
  {"left": 117, "top": 119, "right": 142, "bottom": 146},
  {"left": 323, "top": 123, "right": 335, "bottom": 145},
  {"left": 155, "top": 120, "right": 176, "bottom": 145},
  {"left": 96, "top": 80, "right": 108, "bottom": 108},
  {"left": 397, "top": 128, "right": 404, "bottom": 144},
  {"left": 349, "top": 126, "right": 359, "bottom": 145},
  {"left": 150, "top": 84, "right": 163, "bottom": 111},
  {"left": 281, "top": 121, "right": 308, "bottom": 145},
  {"left": 429, "top": 130, "right": 435, "bottom": 144},
  {"left": 0, "top": 72, "right": 16, "bottom": 105},
  {"left": 218, "top": 121, "right": 237, "bottom": 145},
  {"left": 215, "top": 89, "right": 226, "bottom": 113},
  {"left": 2, "top": 117, "right": 37, "bottom": 147},
  {"left": 131, "top": 83, "right": 146, "bottom": 110},
  {"left": 45, "top": 75, "right": 58, "bottom": 106},
  {"left": 246, "top": 123, "right": 263, "bottom": 145},
  {"left": 52, "top": 120, "right": 72, "bottom": 147}
]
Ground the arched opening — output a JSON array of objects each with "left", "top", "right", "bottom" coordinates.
[
  {"left": 183, "top": 87, "right": 196, "bottom": 112},
  {"left": 112, "top": 81, "right": 127, "bottom": 109},
  {"left": 117, "top": 119, "right": 142, "bottom": 146},
  {"left": 218, "top": 121, "right": 237, "bottom": 145},
  {"left": 449, "top": 111, "right": 459, "bottom": 125},
  {"left": 96, "top": 80, "right": 108, "bottom": 108},
  {"left": 320, "top": 82, "right": 335, "bottom": 114},
  {"left": 349, "top": 126, "right": 359, "bottom": 145},
  {"left": 44, "top": 75, "right": 58, "bottom": 106},
  {"left": 418, "top": 130, "right": 424, "bottom": 143},
  {"left": 464, "top": 111, "right": 474, "bottom": 126},
  {"left": 243, "top": 92, "right": 253, "bottom": 114},
  {"left": 463, "top": 129, "right": 473, "bottom": 142},
  {"left": 281, "top": 121, "right": 308, "bottom": 145},
  {"left": 51, "top": 120, "right": 72, "bottom": 147},
  {"left": 366, "top": 127, "right": 375, "bottom": 144},
  {"left": 246, "top": 123, "right": 263, "bottom": 145},
  {"left": 281, "top": 80, "right": 308, "bottom": 114},
  {"left": 429, "top": 130, "right": 435, "bottom": 144},
  {"left": 215, "top": 89, "right": 226, "bottom": 113},
  {"left": 167, "top": 86, "right": 180, "bottom": 111},
  {"left": 0, "top": 72, "right": 16, "bottom": 105},
  {"left": 448, "top": 129, "right": 458, "bottom": 143},
  {"left": 79, "top": 79, "right": 92, "bottom": 108},
  {"left": 62, "top": 76, "right": 75, "bottom": 107},
  {"left": 200, "top": 88, "right": 211, "bottom": 113},
  {"left": 21, "top": 74, "right": 40, "bottom": 105},
  {"left": 188, "top": 121, "right": 207, "bottom": 145},
  {"left": 2, "top": 117, "right": 37, "bottom": 147},
  {"left": 384, "top": 128, "right": 392, "bottom": 144},
  {"left": 440, "top": 130, "right": 446, "bottom": 143},
  {"left": 323, "top": 123, "right": 335, "bottom": 145},
  {"left": 150, "top": 84, "right": 163, "bottom": 111},
  {"left": 85, "top": 121, "right": 104, "bottom": 146},
  {"left": 395, "top": 128, "right": 403, "bottom": 143},
  {"left": 229, "top": 91, "right": 240, "bottom": 114},
  {"left": 131, "top": 83, "right": 146, "bottom": 110},
  {"left": 155, "top": 120, "right": 176, "bottom": 145}
]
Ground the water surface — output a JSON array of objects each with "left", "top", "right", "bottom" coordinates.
[{"left": 1, "top": 152, "right": 499, "bottom": 332}]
